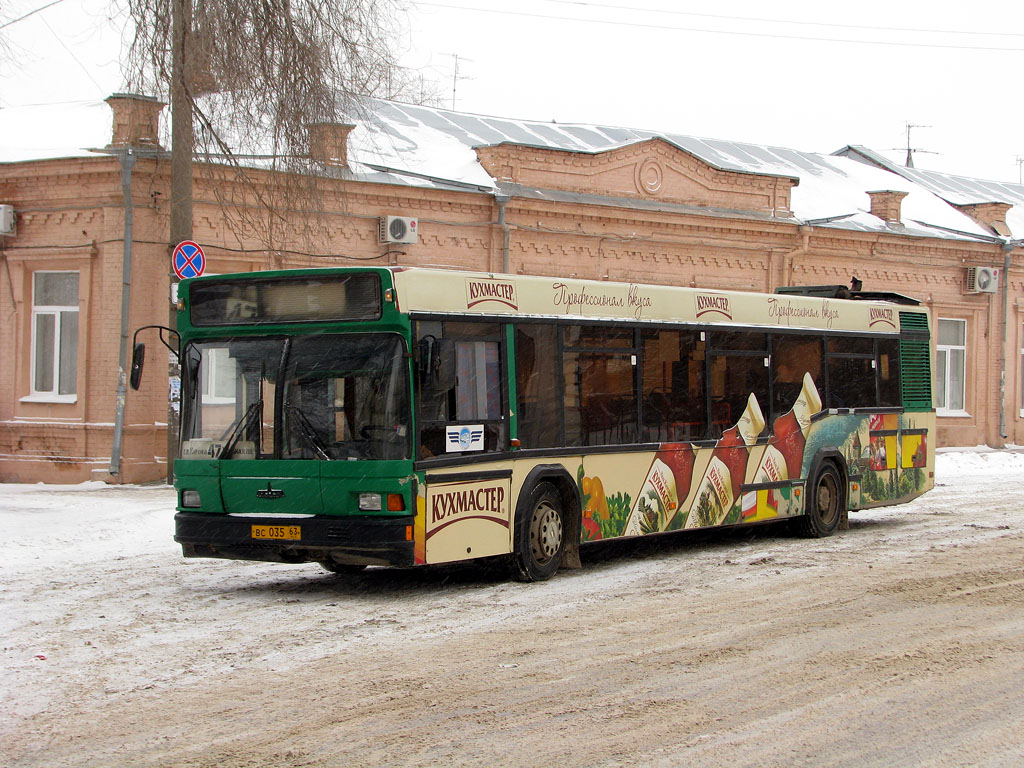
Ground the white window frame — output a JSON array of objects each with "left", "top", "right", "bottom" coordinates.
[
  {"left": 201, "top": 346, "right": 238, "bottom": 405},
  {"left": 25, "top": 271, "right": 79, "bottom": 403},
  {"left": 936, "top": 317, "right": 967, "bottom": 416}
]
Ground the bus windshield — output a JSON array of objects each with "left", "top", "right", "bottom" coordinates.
[{"left": 181, "top": 333, "right": 410, "bottom": 461}]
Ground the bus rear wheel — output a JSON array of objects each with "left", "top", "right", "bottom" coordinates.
[
  {"left": 799, "top": 461, "right": 843, "bottom": 538},
  {"left": 512, "top": 483, "right": 565, "bottom": 582}
]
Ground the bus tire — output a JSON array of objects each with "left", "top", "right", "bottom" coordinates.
[
  {"left": 799, "top": 461, "right": 843, "bottom": 538},
  {"left": 319, "top": 560, "right": 367, "bottom": 575},
  {"left": 511, "top": 482, "right": 565, "bottom": 582}
]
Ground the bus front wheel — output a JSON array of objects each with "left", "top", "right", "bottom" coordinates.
[
  {"left": 799, "top": 461, "right": 843, "bottom": 538},
  {"left": 512, "top": 482, "right": 565, "bottom": 582},
  {"left": 319, "top": 560, "right": 368, "bottom": 575}
]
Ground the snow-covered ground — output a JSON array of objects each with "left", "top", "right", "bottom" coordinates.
[{"left": 1, "top": 449, "right": 1023, "bottom": 767}]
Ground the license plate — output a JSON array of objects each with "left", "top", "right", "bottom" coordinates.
[{"left": 251, "top": 524, "right": 301, "bottom": 541}]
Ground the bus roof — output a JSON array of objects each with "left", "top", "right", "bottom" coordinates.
[{"left": 389, "top": 267, "right": 922, "bottom": 334}]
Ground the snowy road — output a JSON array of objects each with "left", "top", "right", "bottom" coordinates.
[{"left": 2, "top": 450, "right": 1023, "bottom": 767}]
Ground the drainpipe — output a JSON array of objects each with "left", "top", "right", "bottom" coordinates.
[
  {"left": 110, "top": 148, "right": 136, "bottom": 476},
  {"left": 999, "top": 240, "right": 1016, "bottom": 441},
  {"left": 495, "top": 194, "right": 511, "bottom": 273}
]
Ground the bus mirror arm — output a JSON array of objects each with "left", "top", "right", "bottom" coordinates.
[{"left": 129, "top": 325, "right": 181, "bottom": 390}]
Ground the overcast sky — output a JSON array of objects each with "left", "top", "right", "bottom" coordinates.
[{"left": 3, "top": 0, "right": 1023, "bottom": 183}]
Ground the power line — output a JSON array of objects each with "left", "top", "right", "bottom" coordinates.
[
  {"left": 38, "top": 15, "right": 105, "bottom": 94},
  {"left": 0, "top": 0, "right": 67, "bottom": 31},
  {"left": 540, "top": 0, "right": 1024, "bottom": 40},
  {"left": 414, "top": 2, "right": 1024, "bottom": 52}
]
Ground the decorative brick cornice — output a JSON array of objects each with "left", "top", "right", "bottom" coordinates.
[{"left": 474, "top": 138, "right": 796, "bottom": 216}]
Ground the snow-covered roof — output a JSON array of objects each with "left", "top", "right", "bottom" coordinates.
[
  {"left": 1, "top": 96, "right": 1018, "bottom": 243},
  {"left": 836, "top": 145, "right": 1024, "bottom": 239},
  {"left": 346, "top": 99, "right": 999, "bottom": 243}
]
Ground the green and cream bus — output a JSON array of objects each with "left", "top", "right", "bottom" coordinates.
[{"left": 132, "top": 267, "right": 934, "bottom": 581}]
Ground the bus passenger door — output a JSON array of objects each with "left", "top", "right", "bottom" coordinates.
[{"left": 423, "top": 475, "right": 512, "bottom": 564}]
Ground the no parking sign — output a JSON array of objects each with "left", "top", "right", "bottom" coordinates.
[{"left": 172, "top": 241, "right": 206, "bottom": 279}]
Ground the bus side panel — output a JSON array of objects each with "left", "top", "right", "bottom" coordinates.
[
  {"left": 802, "top": 411, "right": 935, "bottom": 511},
  {"left": 577, "top": 450, "right": 712, "bottom": 540},
  {"left": 423, "top": 476, "right": 512, "bottom": 564},
  {"left": 570, "top": 411, "right": 935, "bottom": 539},
  {"left": 412, "top": 408, "right": 934, "bottom": 564},
  {"left": 419, "top": 458, "right": 584, "bottom": 567}
]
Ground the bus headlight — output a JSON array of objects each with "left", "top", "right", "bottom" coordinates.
[
  {"left": 358, "top": 492, "right": 383, "bottom": 511},
  {"left": 182, "top": 489, "right": 202, "bottom": 508}
]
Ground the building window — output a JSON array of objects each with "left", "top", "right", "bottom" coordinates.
[
  {"left": 30, "top": 272, "right": 79, "bottom": 400},
  {"left": 935, "top": 318, "right": 966, "bottom": 414},
  {"left": 1020, "top": 324, "right": 1024, "bottom": 417}
]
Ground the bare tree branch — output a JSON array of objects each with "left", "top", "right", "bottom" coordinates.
[{"left": 121, "top": 0, "right": 442, "bottom": 249}]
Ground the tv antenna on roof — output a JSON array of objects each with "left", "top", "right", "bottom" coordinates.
[
  {"left": 1015, "top": 156, "right": 1024, "bottom": 184},
  {"left": 443, "top": 53, "right": 474, "bottom": 111},
  {"left": 890, "top": 122, "right": 938, "bottom": 168}
]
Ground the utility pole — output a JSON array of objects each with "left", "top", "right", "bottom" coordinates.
[{"left": 167, "top": 0, "right": 194, "bottom": 483}]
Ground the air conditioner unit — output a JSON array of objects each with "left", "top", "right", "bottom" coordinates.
[
  {"left": 379, "top": 216, "right": 418, "bottom": 244},
  {"left": 0, "top": 204, "right": 15, "bottom": 236},
  {"left": 965, "top": 266, "right": 998, "bottom": 294}
]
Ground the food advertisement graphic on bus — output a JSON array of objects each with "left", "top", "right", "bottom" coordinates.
[{"left": 578, "top": 373, "right": 931, "bottom": 541}]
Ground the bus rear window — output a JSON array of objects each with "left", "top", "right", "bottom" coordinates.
[{"left": 189, "top": 274, "right": 382, "bottom": 325}]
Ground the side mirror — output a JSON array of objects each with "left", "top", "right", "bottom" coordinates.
[
  {"left": 418, "top": 336, "right": 436, "bottom": 379},
  {"left": 129, "top": 343, "right": 146, "bottom": 390},
  {"left": 435, "top": 339, "right": 457, "bottom": 391},
  {"left": 417, "top": 336, "right": 457, "bottom": 391}
]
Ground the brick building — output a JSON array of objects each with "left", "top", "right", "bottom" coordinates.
[{"left": 2, "top": 94, "right": 1022, "bottom": 483}]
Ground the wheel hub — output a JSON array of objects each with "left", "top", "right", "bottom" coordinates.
[{"left": 530, "top": 501, "right": 562, "bottom": 564}]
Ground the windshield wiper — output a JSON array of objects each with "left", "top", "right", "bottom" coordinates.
[
  {"left": 285, "top": 403, "right": 331, "bottom": 460},
  {"left": 218, "top": 399, "right": 263, "bottom": 459}
]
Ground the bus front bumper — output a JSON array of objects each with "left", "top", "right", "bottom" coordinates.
[{"left": 174, "top": 511, "right": 416, "bottom": 567}]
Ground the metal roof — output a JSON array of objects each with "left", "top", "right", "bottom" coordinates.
[
  {"left": 346, "top": 99, "right": 1000, "bottom": 243},
  {"left": 836, "top": 145, "right": 1024, "bottom": 208}
]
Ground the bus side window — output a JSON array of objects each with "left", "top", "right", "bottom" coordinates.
[
  {"left": 827, "top": 337, "right": 876, "bottom": 408},
  {"left": 708, "top": 331, "right": 769, "bottom": 439},
  {"left": 415, "top": 321, "right": 505, "bottom": 457},
  {"left": 641, "top": 329, "right": 706, "bottom": 442},
  {"left": 563, "top": 325, "right": 637, "bottom": 447},
  {"left": 771, "top": 336, "right": 824, "bottom": 421},
  {"left": 454, "top": 341, "right": 501, "bottom": 421},
  {"left": 877, "top": 338, "right": 901, "bottom": 406},
  {"left": 515, "top": 324, "right": 561, "bottom": 449},
  {"left": 565, "top": 351, "right": 637, "bottom": 446}
]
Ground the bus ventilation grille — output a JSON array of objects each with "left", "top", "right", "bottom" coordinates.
[{"left": 899, "top": 312, "right": 933, "bottom": 412}]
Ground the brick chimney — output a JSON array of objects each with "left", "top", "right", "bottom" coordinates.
[
  {"left": 308, "top": 123, "right": 355, "bottom": 168},
  {"left": 867, "top": 190, "right": 909, "bottom": 224},
  {"left": 105, "top": 93, "right": 165, "bottom": 149},
  {"left": 953, "top": 201, "right": 1013, "bottom": 237}
]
